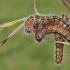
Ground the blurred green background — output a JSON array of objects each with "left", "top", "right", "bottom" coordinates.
[{"left": 0, "top": 0, "right": 70, "bottom": 70}]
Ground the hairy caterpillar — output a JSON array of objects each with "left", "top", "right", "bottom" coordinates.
[
  {"left": 54, "top": 14, "right": 68, "bottom": 64},
  {"left": 25, "top": 14, "right": 69, "bottom": 64},
  {"left": 25, "top": 14, "right": 69, "bottom": 41}
]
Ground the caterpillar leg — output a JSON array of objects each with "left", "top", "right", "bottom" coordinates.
[{"left": 54, "top": 33, "right": 65, "bottom": 64}]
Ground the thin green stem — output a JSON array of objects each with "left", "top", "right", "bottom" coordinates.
[
  {"left": 34, "top": 0, "right": 40, "bottom": 15},
  {"left": 0, "top": 17, "right": 28, "bottom": 28},
  {"left": 42, "top": 40, "right": 70, "bottom": 46}
]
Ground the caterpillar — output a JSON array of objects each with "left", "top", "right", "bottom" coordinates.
[
  {"left": 25, "top": 14, "right": 69, "bottom": 42},
  {"left": 25, "top": 14, "right": 69, "bottom": 64},
  {"left": 54, "top": 14, "right": 68, "bottom": 64}
]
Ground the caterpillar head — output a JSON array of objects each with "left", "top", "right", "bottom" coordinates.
[
  {"left": 62, "top": 14, "right": 69, "bottom": 24},
  {"left": 25, "top": 15, "right": 45, "bottom": 33}
]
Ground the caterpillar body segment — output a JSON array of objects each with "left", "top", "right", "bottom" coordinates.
[
  {"left": 35, "top": 27, "right": 47, "bottom": 42},
  {"left": 54, "top": 33, "right": 65, "bottom": 64}
]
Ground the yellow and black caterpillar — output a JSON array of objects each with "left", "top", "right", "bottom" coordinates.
[{"left": 25, "top": 14, "right": 69, "bottom": 64}]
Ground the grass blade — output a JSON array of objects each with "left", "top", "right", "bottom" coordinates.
[
  {"left": 0, "top": 17, "right": 27, "bottom": 28},
  {"left": 0, "top": 22, "right": 25, "bottom": 46},
  {"left": 62, "top": 0, "right": 70, "bottom": 10}
]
